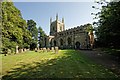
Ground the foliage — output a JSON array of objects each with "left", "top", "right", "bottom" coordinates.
[
  {"left": 2, "top": 2, "right": 32, "bottom": 54},
  {"left": 27, "top": 20, "right": 38, "bottom": 41},
  {"left": 30, "top": 40, "right": 37, "bottom": 50},
  {"left": 84, "top": 23, "right": 94, "bottom": 33},
  {"left": 38, "top": 26, "right": 46, "bottom": 48},
  {"left": 27, "top": 20, "right": 38, "bottom": 50},
  {"left": 92, "top": 1, "right": 120, "bottom": 48}
]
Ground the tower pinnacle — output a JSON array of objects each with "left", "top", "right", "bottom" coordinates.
[
  {"left": 62, "top": 17, "right": 64, "bottom": 23},
  {"left": 56, "top": 13, "right": 58, "bottom": 20}
]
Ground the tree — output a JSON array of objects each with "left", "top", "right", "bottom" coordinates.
[
  {"left": 84, "top": 24, "right": 94, "bottom": 33},
  {"left": 92, "top": 0, "right": 120, "bottom": 48},
  {"left": 27, "top": 20, "right": 38, "bottom": 50},
  {"left": 23, "top": 29, "right": 32, "bottom": 49},
  {"left": 2, "top": 2, "right": 32, "bottom": 54},
  {"left": 38, "top": 26, "right": 46, "bottom": 48}
]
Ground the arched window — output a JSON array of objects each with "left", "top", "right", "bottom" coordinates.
[{"left": 75, "top": 42, "right": 81, "bottom": 49}]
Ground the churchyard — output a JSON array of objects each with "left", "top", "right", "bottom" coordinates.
[
  {"left": 1, "top": 49, "right": 119, "bottom": 79},
  {"left": 1, "top": 1, "right": 120, "bottom": 79}
]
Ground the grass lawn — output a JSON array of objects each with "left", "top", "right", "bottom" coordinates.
[{"left": 1, "top": 50, "right": 118, "bottom": 79}]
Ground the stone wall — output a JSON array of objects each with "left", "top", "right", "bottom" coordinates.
[{"left": 46, "top": 25, "right": 90, "bottom": 49}]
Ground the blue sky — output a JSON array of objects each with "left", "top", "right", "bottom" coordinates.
[
  {"left": 13, "top": 2, "right": 98, "bottom": 35},
  {"left": 12, "top": 0, "right": 95, "bottom": 2}
]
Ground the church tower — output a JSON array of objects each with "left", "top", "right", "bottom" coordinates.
[{"left": 50, "top": 14, "right": 65, "bottom": 36}]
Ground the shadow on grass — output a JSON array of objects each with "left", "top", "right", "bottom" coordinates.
[
  {"left": 2, "top": 50, "right": 74, "bottom": 79},
  {"left": 2, "top": 50, "right": 118, "bottom": 79}
]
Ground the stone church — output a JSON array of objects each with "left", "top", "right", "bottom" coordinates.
[{"left": 42, "top": 14, "right": 94, "bottom": 49}]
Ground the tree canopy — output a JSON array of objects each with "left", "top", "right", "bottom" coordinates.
[
  {"left": 27, "top": 19, "right": 38, "bottom": 50},
  {"left": 27, "top": 20, "right": 38, "bottom": 41},
  {"left": 2, "top": 2, "right": 32, "bottom": 53},
  {"left": 38, "top": 26, "right": 46, "bottom": 48},
  {"left": 93, "top": 1, "right": 120, "bottom": 48}
]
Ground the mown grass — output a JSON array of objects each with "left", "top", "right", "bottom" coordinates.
[{"left": 1, "top": 50, "right": 118, "bottom": 79}]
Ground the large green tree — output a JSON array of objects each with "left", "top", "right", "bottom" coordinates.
[
  {"left": 27, "top": 20, "right": 38, "bottom": 50},
  {"left": 2, "top": 2, "right": 32, "bottom": 53},
  {"left": 93, "top": 1, "right": 120, "bottom": 48},
  {"left": 38, "top": 26, "right": 46, "bottom": 48}
]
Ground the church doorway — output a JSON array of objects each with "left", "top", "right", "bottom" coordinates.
[{"left": 75, "top": 42, "right": 81, "bottom": 49}]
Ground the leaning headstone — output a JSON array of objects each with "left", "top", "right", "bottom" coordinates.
[
  {"left": 51, "top": 47, "right": 54, "bottom": 52},
  {"left": 43, "top": 48, "right": 47, "bottom": 53},
  {"left": 16, "top": 46, "right": 19, "bottom": 54},
  {"left": 55, "top": 47, "right": 59, "bottom": 54}
]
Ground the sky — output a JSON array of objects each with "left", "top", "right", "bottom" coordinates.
[
  {"left": 12, "top": 0, "right": 95, "bottom": 2},
  {"left": 13, "top": 2, "right": 99, "bottom": 35}
]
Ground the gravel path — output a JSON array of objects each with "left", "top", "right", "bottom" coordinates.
[{"left": 79, "top": 49, "right": 120, "bottom": 77}]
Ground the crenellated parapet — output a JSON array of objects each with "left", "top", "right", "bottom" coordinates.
[{"left": 55, "top": 25, "right": 87, "bottom": 37}]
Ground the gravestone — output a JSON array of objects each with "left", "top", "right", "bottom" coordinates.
[
  {"left": 51, "top": 47, "right": 54, "bottom": 52},
  {"left": 24, "top": 48, "right": 26, "bottom": 52},
  {"left": 27, "top": 49, "right": 30, "bottom": 51},
  {"left": 21, "top": 49, "right": 23, "bottom": 53},
  {"left": 35, "top": 48, "right": 37, "bottom": 52},
  {"left": 16, "top": 46, "right": 19, "bottom": 54},
  {"left": 55, "top": 47, "right": 59, "bottom": 54},
  {"left": 19, "top": 49, "right": 23, "bottom": 53}
]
